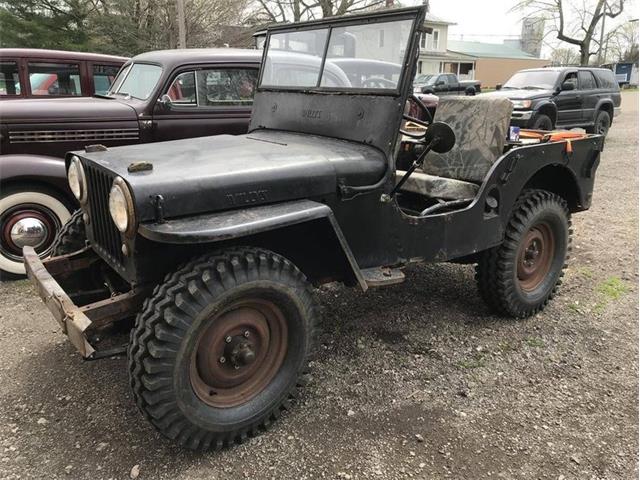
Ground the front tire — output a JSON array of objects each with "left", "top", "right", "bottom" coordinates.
[
  {"left": 0, "top": 186, "right": 72, "bottom": 277},
  {"left": 532, "top": 113, "right": 553, "bottom": 131},
  {"left": 475, "top": 190, "right": 571, "bottom": 318},
  {"left": 128, "top": 247, "right": 317, "bottom": 450},
  {"left": 51, "top": 209, "right": 86, "bottom": 256}
]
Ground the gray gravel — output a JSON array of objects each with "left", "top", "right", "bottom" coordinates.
[{"left": 0, "top": 92, "right": 637, "bottom": 480}]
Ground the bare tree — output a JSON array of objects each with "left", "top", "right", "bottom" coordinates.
[
  {"left": 604, "top": 19, "right": 639, "bottom": 63},
  {"left": 249, "top": 0, "right": 385, "bottom": 24},
  {"left": 549, "top": 46, "right": 581, "bottom": 65},
  {"left": 513, "top": 0, "right": 625, "bottom": 65}
]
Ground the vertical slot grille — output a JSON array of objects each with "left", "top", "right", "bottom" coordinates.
[{"left": 85, "top": 164, "right": 124, "bottom": 267}]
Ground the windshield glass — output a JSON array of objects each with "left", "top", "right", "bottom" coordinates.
[
  {"left": 503, "top": 70, "right": 559, "bottom": 90},
  {"left": 414, "top": 74, "right": 432, "bottom": 84},
  {"left": 260, "top": 17, "right": 414, "bottom": 91},
  {"left": 108, "top": 63, "right": 162, "bottom": 100}
]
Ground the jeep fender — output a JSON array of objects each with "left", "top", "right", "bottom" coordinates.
[{"left": 139, "top": 199, "right": 368, "bottom": 290}]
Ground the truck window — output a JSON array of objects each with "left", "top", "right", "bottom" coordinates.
[
  {"left": 563, "top": 71, "right": 578, "bottom": 89},
  {"left": 196, "top": 68, "right": 257, "bottom": 107},
  {"left": 578, "top": 71, "right": 597, "bottom": 90},
  {"left": 0, "top": 61, "right": 20, "bottom": 96},
  {"left": 93, "top": 64, "right": 121, "bottom": 95},
  {"left": 28, "top": 62, "right": 81, "bottom": 96},
  {"left": 166, "top": 71, "right": 197, "bottom": 105}
]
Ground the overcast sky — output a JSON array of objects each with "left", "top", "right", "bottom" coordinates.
[{"left": 412, "top": 0, "right": 639, "bottom": 56}]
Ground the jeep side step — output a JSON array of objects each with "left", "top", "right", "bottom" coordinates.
[{"left": 361, "top": 267, "right": 405, "bottom": 287}]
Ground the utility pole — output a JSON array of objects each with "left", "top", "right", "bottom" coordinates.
[
  {"left": 176, "top": 0, "right": 186, "bottom": 49},
  {"left": 597, "top": 0, "right": 608, "bottom": 65}
]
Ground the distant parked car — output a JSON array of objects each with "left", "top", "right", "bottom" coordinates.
[
  {"left": 0, "top": 49, "right": 127, "bottom": 99},
  {"left": 485, "top": 67, "right": 621, "bottom": 133},
  {"left": 419, "top": 73, "right": 481, "bottom": 96},
  {"left": 413, "top": 73, "right": 434, "bottom": 93},
  {"left": 0, "top": 48, "right": 263, "bottom": 276}
]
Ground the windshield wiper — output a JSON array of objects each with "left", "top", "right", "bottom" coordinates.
[
  {"left": 93, "top": 93, "right": 114, "bottom": 99},
  {"left": 520, "top": 86, "right": 545, "bottom": 90}
]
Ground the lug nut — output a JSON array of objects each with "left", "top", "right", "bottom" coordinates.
[
  {"left": 243, "top": 331, "right": 250, "bottom": 338},
  {"left": 219, "top": 356, "right": 226, "bottom": 364},
  {"left": 225, "top": 336, "right": 232, "bottom": 343}
]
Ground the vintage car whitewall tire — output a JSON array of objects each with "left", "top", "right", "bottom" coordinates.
[{"left": 0, "top": 187, "right": 72, "bottom": 276}]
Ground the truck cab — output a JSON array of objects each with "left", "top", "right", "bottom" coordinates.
[{"left": 24, "top": 6, "right": 603, "bottom": 450}]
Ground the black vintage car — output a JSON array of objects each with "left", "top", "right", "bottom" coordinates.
[
  {"left": 0, "top": 48, "right": 263, "bottom": 276},
  {"left": 25, "top": 6, "right": 603, "bottom": 450},
  {"left": 486, "top": 67, "right": 622, "bottom": 133}
]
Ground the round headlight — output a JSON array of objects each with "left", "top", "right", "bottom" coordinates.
[
  {"left": 108, "top": 177, "right": 133, "bottom": 233},
  {"left": 67, "top": 156, "right": 87, "bottom": 203}
]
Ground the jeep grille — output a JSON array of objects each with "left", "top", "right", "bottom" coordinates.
[
  {"left": 9, "top": 128, "right": 139, "bottom": 144},
  {"left": 84, "top": 163, "right": 125, "bottom": 268}
]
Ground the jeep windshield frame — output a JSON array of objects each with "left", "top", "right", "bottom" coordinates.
[{"left": 258, "top": 7, "right": 423, "bottom": 96}]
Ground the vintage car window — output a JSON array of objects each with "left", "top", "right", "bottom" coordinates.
[
  {"left": 197, "top": 68, "right": 257, "bottom": 107},
  {"left": 320, "top": 19, "right": 412, "bottom": 90},
  {"left": 28, "top": 62, "right": 81, "bottom": 96},
  {"left": 109, "top": 63, "right": 162, "bottom": 100},
  {"left": 0, "top": 61, "right": 20, "bottom": 96},
  {"left": 261, "top": 28, "right": 329, "bottom": 88},
  {"left": 93, "top": 64, "right": 121, "bottom": 95},
  {"left": 502, "top": 70, "right": 559, "bottom": 90},
  {"left": 167, "top": 71, "right": 197, "bottom": 105}
]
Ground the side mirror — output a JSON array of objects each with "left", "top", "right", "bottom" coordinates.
[
  {"left": 495, "top": 83, "right": 502, "bottom": 91},
  {"left": 425, "top": 121, "right": 456, "bottom": 153},
  {"left": 421, "top": 86, "right": 434, "bottom": 94},
  {"left": 435, "top": 80, "right": 445, "bottom": 86},
  {"left": 158, "top": 94, "right": 173, "bottom": 109},
  {"left": 561, "top": 81, "right": 575, "bottom": 91}
]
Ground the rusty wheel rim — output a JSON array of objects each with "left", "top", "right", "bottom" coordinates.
[
  {"left": 190, "top": 299, "right": 288, "bottom": 408},
  {"left": 517, "top": 222, "right": 555, "bottom": 292}
]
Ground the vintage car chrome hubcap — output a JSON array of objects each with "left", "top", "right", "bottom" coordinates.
[
  {"left": 10, "top": 217, "right": 48, "bottom": 249},
  {"left": 1, "top": 207, "right": 58, "bottom": 260}
]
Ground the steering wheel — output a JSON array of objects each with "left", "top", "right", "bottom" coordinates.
[{"left": 400, "top": 94, "right": 434, "bottom": 139}]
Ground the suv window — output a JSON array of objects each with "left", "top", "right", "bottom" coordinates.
[
  {"left": 28, "top": 62, "right": 81, "bottom": 96},
  {"left": 167, "top": 71, "right": 197, "bottom": 105},
  {"left": 0, "top": 61, "right": 20, "bottom": 96},
  {"left": 578, "top": 71, "right": 597, "bottom": 90},
  {"left": 196, "top": 68, "right": 257, "bottom": 107},
  {"left": 594, "top": 69, "right": 618, "bottom": 89},
  {"left": 563, "top": 71, "right": 578, "bottom": 89},
  {"left": 93, "top": 64, "right": 120, "bottom": 95}
]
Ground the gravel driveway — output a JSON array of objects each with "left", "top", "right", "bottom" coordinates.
[{"left": 0, "top": 92, "right": 637, "bottom": 480}]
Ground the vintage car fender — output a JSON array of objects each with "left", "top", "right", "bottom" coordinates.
[
  {"left": 138, "top": 199, "right": 368, "bottom": 290},
  {"left": 0, "top": 154, "right": 72, "bottom": 201}
]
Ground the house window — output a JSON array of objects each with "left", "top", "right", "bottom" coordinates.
[
  {"left": 418, "top": 61, "right": 423, "bottom": 73},
  {"left": 379, "top": 29, "right": 385, "bottom": 48},
  {"left": 420, "top": 33, "right": 426, "bottom": 49},
  {"left": 432, "top": 30, "right": 440, "bottom": 50}
]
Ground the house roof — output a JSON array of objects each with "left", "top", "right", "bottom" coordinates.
[
  {"left": 424, "top": 12, "right": 455, "bottom": 26},
  {"left": 447, "top": 40, "right": 539, "bottom": 60}
]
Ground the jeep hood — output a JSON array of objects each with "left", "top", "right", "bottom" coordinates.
[
  {"left": 77, "top": 130, "right": 387, "bottom": 223},
  {"left": 0, "top": 97, "right": 137, "bottom": 124}
]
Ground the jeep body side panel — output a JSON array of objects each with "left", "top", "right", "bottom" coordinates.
[{"left": 138, "top": 199, "right": 368, "bottom": 290}]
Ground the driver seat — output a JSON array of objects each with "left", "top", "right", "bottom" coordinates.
[{"left": 397, "top": 96, "right": 513, "bottom": 201}]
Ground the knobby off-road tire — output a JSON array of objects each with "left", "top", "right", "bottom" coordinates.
[
  {"left": 586, "top": 110, "right": 611, "bottom": 137},
  {"left": 51, "top": 209, "right": 86, "bottom": 256},
  {"left": 532, "top": 113, "right": 553, "bottom": 131},
  {"left": 475, "top": 189, "right": 571, "bottom": 318},
  {"left": 128, "top": 247, "right": 317, "bottom": 450}
]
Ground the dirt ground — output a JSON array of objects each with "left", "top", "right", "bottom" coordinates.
[{"left": 0, "top": 92, "right": 637, "bottom": 480}]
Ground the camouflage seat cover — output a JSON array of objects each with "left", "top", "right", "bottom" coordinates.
[{"left": 397, "top": 96, "right": 512, "bottom": 203}]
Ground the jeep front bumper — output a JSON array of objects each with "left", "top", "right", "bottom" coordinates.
[{"left": 23, "top": 246, "right": 148, "bottom": 359}]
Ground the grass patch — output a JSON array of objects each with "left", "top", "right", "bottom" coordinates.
[
  {"left": 525, "top": 337, "right": 545, "bottom": 348},
  {"left": 456, "top": 357, "right": 486, "bottom": 369},
  {"left": 597, "top": 277, "right": 628, "bottom": 300}
]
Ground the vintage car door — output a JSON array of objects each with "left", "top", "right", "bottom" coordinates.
[{"left": 152, "top": 64, "right": 259, "bottom": 141}]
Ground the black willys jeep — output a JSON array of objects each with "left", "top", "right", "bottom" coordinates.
[{"left": 24, "top": 6, "right": 603, "bottom": 450}]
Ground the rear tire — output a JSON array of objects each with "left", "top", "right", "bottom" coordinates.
[
  {"left": 475, "top": 190, "right": 571, "bottom": 318},
  {"left": 128, "top": 247, "right": 317, "bottom": 450},
  {"left": 51, "top": 209, "right": 86, "bottom": 256},
  {"left": 586, "top": 110, "right": 611, "bottom": 136},
  {"left": 532, "top": 113, "right": 553, "bottom": 131}
]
